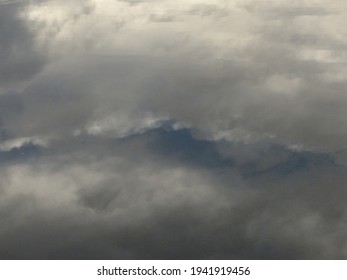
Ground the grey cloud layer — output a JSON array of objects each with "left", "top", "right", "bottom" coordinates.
[
  {"left": 0, "top": 130, "right": 347, "bottom": 259},
  {"left": 1, "top": 0, "right": 347, "bottom": 259},
  {"left": 2, "top": 0, "right": 346, "bottom": 150},
  {"left": 0, "top": 1, "right": 45, "bottom": 91}
]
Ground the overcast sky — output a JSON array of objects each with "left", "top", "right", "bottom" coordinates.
[{"left": 1, "top": 0, "right": 347, "bottom": 259}]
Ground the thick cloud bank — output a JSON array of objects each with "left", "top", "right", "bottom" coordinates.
[{"left": 1, "top": 0, "right": 347, "bottom": 259}]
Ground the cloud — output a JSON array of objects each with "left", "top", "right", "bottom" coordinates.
[
  {"left": 2, "top": 0, "right": 343, "bottom": 151},
  {"left": 1, "top": 0, "right": 347, "bottom": 259},
  {"left": 0, "top": 1, "right": 46, "bottom": 92},
  {"left": 0, "top": 127, "right": 346, "bottom": 259}
]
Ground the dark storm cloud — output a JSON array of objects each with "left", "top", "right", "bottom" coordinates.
[
  {"left": 3, "top": 0, "right": 346, "bottom": 150},
  {"left": 1, "top": 0, "right": 347, "bottom": 260},
  {"left": 0, "top": 127, "right": 346, "bottom": 259},
  {"left": 0, "top": 142, "right": 40, "bottom": 163},
  {"left": 0, "top": 1, "right": 45, "bottom": 90}
]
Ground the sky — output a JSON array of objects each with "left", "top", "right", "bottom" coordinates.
[{"left": 1, "top": 0, "right": 347, "bottom": 259}]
